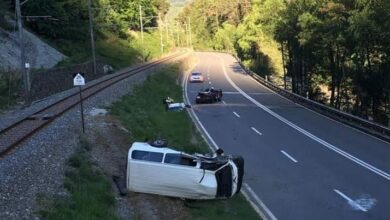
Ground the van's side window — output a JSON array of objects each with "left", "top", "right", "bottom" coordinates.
[
  {"left": 132, "top": 150, "right": 163, "bottom": 162},
  {"left": 164, "top": 153, "right": 197, "bottom": 167}
]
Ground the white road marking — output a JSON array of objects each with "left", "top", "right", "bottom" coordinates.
[
  {"left": 281, "top": 150, "right": 298, "bottom": 163},
  {"left": 233, "top": 111, "right": 241, "bottom": 118},
  {"left": 333, "top": 189, "right": 377, "bottom": 212},
  {"left": 223, "top": 92, "right": 274, "bottom": 95},
  {"left": 208, "top": 77, "right": 210, "bottom": 80},
  {"left": 245, "top": 183, "right": 278, "bottom": 220},
  {"left": 209, "top": 81, "right": 212, "bottom": 85},
  {"left": 251, "top": 127, "right": 262, "bottom": 136},
  {"left": 241, "top": 190, "right": 268, "bottom": 220},
  {"left": 183, "top": 65, "right": 273, "bottom": 220},
  {"left": 245, "top": 59, "right": 390, "bottom": 146},
  {"left": 222, "top": 100, "right": 226, "bottom": 104},
  {"left": 216, "top": 55, "right": 390, "bottom": 181}
]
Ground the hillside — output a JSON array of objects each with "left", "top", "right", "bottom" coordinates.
[{"left": 0, "top": 27, "right": 66, "bottom": 70}]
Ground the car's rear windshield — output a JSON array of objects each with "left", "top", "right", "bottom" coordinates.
[{"left": 191, "top": 72, "right": 201, "bottom": 76}]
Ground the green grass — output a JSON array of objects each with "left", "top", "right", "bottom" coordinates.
[
  {"left": 96, "top": 36, "right": 141, "bottom": 69},
  {"left": 111, "top": 64, "right": 260, "bottom": 219},
  {"left": 111, "top": 64, "right": 207, "bottom": 154},
  {"left": 186, "top": 194, "right": 260, "bottom": 220},
  {"left": 55, "top": 30, "right": 174, "bottom": 69},
  {"left": 0, "top": 71, "right": 20, "bottom": 111},
  {"left": 39, "top": 137, "right": 118, "bottom": 220}
]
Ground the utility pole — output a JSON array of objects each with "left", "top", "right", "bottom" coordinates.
[
  {"left": 87, "top": 0, "right": 97, "bottom": 76},
  {"left": 15, "top": 0, "right": 30, "bottom": 105},
  {"left": 159, "top": 13, "right": 164, "bottom": 55},
  {"left": 188, "top": 17, "right": 192, "bottom": 48},
  {"left": 139, "top": 5, "right": 144, "bottom": 60}
]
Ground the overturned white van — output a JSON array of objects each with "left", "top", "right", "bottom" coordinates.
[{"left": 126, "top": 141, "right": 244, "bottom": 199}]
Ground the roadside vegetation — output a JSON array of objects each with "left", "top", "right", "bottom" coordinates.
[
  {"left": 20, "top": 0, "right": 174, "bottom": 69},
  {"left": 0, "top": 71, "right": 20, "bottom": 111},
  {"left": 38, "top": 137, "right": 118, "bottom": 220},
  {"left": 178, "top": 0, "right": 390, "bottom": 126},
  {"left": 111, "top": 64, "right": 208, "bottom": 154},
  {"left": 111, "top": 64, "right": 260, "bottom": 219}
]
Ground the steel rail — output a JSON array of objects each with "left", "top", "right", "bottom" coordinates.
[{"left": 0, "top": 50, "right": 187, "bottom": 158}]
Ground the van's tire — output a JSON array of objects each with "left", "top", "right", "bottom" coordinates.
[{"left": 232, "top": 156, "right": 244, "bottom": 194}]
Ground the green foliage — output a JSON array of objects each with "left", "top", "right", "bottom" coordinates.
[
  {"left": 39, "top": 138, "right": 118, "bottom": 220},
  {"left": 186, "top": 194, "right": 260, "bottom": 220},
  {"left": 177, "top": 0, "right": 390, "bottom": 124},
  {"left": 274, "top": 0, "right": 390, "bottom": 124},
  {"left": 177, "top": 0, "right": 283, "bottom": 76},
  {"left": 0, "top": 71, "right": 20, "bottom": 110},
  {"left": 23, "top": 0, "right": 89, "bottom": 41},
  {"left": 111, "top": 65, "right": 208, "bottom": 154},
  {"left": 110, "top": 64, "right": 259, "bottom": 218}
]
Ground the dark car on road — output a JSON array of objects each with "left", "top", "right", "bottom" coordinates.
[{"left": 196, "top": 88, "right": 223, "bottom": 104}]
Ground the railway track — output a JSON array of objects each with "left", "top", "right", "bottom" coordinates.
[{"left": 0, "top": 50, "right": 188, "bottom": 158}]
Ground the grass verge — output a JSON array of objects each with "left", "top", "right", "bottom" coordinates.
[
  {"left": 55, "top": 30, "right": 174, "bottom": 69},
  {"left": 39, "top": 137, "right": 118, "bottom": 220},
  {"left": 111, "top": 64, "right": 260, "bottom": 219},
  {"left": 0, "top": 71, "right": 20, "bottom": 111}
]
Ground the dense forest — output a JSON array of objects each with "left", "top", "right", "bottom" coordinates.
[
  {"left": 179, "top": 0, "right": 390, "bottom": 125},
  {"left": 2, "top": 0, "right": 390, "bottom": 125}
]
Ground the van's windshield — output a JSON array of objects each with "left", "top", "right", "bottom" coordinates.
[{"left": 164, "top": 153, "right": 197, "bottom": 167}]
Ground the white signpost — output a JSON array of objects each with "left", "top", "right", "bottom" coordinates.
[
  {"left": 73, "top": 73, "right": 86, "bottom": 133},
  {"left": 73, "top": 73, "right": 85, "bottom": 86}
]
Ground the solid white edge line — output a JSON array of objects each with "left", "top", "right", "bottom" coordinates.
[
  {"left": 245, "top": 183, "right": 278, "bottom": 220},
  {"left": 209, "top": 81, "right": 212, "bottom": 84},
  {"left": 241, "top": 189, "right": 268, "bottom": 220},
  {"left": 215, "top": 55, "right": 390, "bottom": 181},
  {"left": 241, "top": 58, "right": 390, "bottom": 146},
  {"left": 233, "top": 111, "right": 241, "bottom": 118},
  {"left": 182, "top": 56, "right": 275, "bottom": 220},
  {"left": 281, "top": 150, "right": 298, "bottom": 163},
  {"left": 334, "top": 189, "right": 367, "bottom": 212},
  {"left": 251, "top": 127, "right": 263, "bottom": 136}
]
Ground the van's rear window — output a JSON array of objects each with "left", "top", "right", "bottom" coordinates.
[{"left": 132, "top": 150, "right": 163, "bottom": 162}]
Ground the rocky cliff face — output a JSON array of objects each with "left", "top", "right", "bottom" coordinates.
[{"left": 0, "top": 27, "right": 66, "bottom": 71}]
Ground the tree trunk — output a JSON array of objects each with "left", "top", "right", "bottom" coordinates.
[{"left": 328, "top": 48, "right": 337, "bottom": 107}]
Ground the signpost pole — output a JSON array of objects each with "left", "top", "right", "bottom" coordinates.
[
  {"left": 74, "top": 73, "right": 86, "bottom": 134},
  {"left": 79, "top": 86, "right": 85, "bottom": 134}
]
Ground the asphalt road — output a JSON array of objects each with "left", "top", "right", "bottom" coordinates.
[{"left": 185, "top": 52, "right": 390, "bottom": 220}]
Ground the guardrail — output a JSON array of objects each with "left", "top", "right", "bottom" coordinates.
[{"left": 232, "top": 55, "right": 390, "bottom": 143}]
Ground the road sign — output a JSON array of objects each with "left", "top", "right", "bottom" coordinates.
[{"left": 73, "top": 73, "right": 85, "bottom": 86}]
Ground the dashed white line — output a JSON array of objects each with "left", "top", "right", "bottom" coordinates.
[
  {"left": 281, "top": 150, "right": 298, "bottom": 163},
  {"left": 215, "top": 55, "right": 390, "bottom": 181},
  {"left": 209, "top": 81, "right": 212, "bottom": 85},
  {"left": 222, "top": 100, "right": 226, "bottom": 104},
  {"left": 183, "top": 65, "right": 275, "bottom": 220},
  {"left": 251, "top": 127, "right": 262, "bottom": 135},
  {"left": 334, "top": 189, "right": 368, "bottom": 212},
  {"left": 233, "top": 111, "right": 240, "bottom": 118}
]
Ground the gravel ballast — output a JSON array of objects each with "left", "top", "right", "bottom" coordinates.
[{"left": 0, "top": 53, "right": 192, "bottom": 219}]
